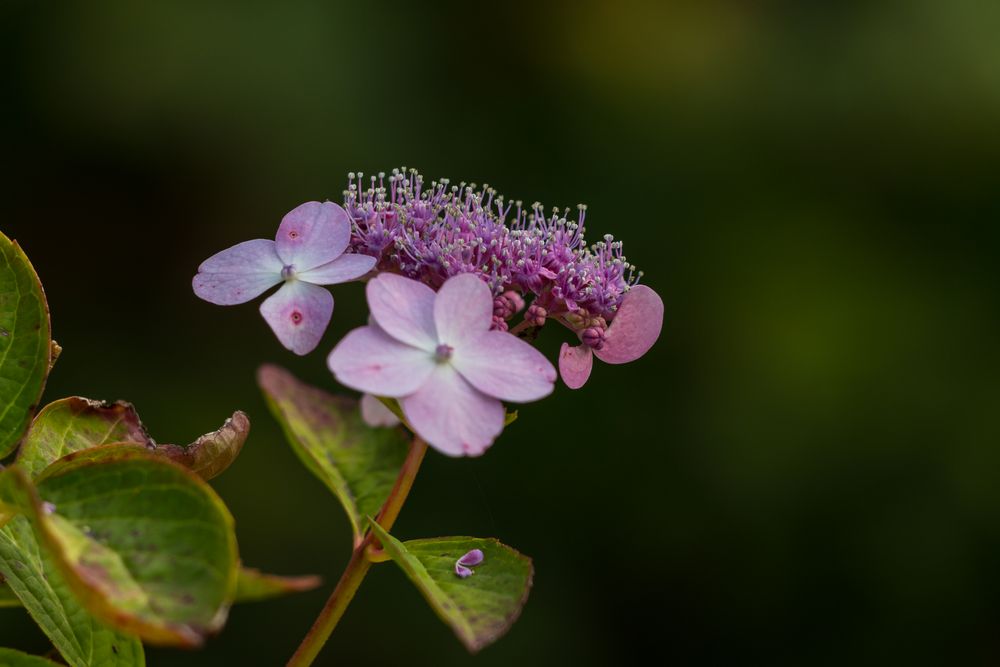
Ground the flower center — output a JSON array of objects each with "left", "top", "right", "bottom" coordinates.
[
  {"left": 434, "top": 343, "right": 454, "bottom": 363},
  {"left": 281, "top": 265, "right": 296, "bottom": 281}
]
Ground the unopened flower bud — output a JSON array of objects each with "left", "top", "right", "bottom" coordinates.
[
  {"left": 493, "top": 295, "right": 515, "bottom": 319},
  {"left": 582, "top": 326, "right": 606, "bottom": 350},
  {"left": 525, "top": 304, "right": 547, "bottom": 327},
  {"left": 491, "top": 315, "right": 509, "bottom": 332},
  {"left": 564, "top": 310, "right": 587, "bottom": 328},
  {"left": 502, "top": 290, "right": 525, "bottom": 313}
]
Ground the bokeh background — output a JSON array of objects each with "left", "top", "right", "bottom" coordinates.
[{"left": 3, "top": 0, "right": 1000, "bottom": 664}]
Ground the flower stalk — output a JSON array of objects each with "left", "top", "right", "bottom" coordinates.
[{"left": 287, "top": 436, "right": 428, "bottom": 667}]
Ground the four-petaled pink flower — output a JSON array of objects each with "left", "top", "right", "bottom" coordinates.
[
  {"left": 558, "top": 285, "right": 664, "bottom": 389},
  {"left": 327, "top": 273, "right": 557, "bottom": 456},
  {"left": 193, "top": 201, "right": 376, "bottom": 355}
]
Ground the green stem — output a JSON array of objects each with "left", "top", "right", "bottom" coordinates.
[{"left": 286, "top": 436, "right": 428, "bottom": 667}]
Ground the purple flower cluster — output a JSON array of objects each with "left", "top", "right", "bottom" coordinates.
[{"left": 343, "top": 169, "right": 644, "bottom": 332}]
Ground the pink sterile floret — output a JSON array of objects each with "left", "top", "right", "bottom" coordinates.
[
  {"left": 192, "top": 201, "right": 376, "bottom": 355},
  {"left": 327, "top": 273, "right": 557, "bottom": 457},
  {"left": 558, "top": 284, "right": 664, "bottom": 389},
  {"left": 360, "top": 393, "right": 401, "bottom": 428}
]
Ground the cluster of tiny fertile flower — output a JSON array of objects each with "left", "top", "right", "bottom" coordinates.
[{"left": 343, "top": 168, "right": 644, "bottom": 347}]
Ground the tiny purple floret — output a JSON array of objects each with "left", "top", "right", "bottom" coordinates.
[{"left": 455, "top": 549, "right": 485, "bottom": 578}]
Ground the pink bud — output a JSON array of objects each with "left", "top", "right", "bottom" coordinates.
[
  {"left": 525, "top": 304, "right": 547, "bottom": 327},
  {"left": 491, "top": 315, "right": 509, "bottom": 331},
  {"left": 582, "top": 327, "right": 606, "bottom": 350},
  {"left": 502, "top": 290, "right": 525, "bottom": 313}
]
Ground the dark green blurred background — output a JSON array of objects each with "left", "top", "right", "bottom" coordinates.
[{"left": 3, "top": 0, "right": 1000, "bottom": 664}]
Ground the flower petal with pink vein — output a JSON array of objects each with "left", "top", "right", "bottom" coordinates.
[
  {"left": 453, "top": 330, "right": 556, "bottom": 402},
  {"left": 594, "top": 285, "right": 664, "bottom": 364},
  {"left": 433, "top": 273, "right": 492, "bottom": 346},
  {"left": 327, "top": 325, "right": 436, "bottom": 397},
  {"left": 401, "top": 365, "right": 505, "bottom": 457},
  {"left": 275, "top": 201, "right": 352, "bottom": 271},
  {"left": 366, "top": 273, "right": 438, "bottom": 351},
  {"left": 559, "top": 343, "right": 594, "bottom": 389},
  {"left": 259, "top": 280, "right": 334, "bottom": 355},
  {"left": 192, "top": 239, "right": 283, "bottom": 305},
  {"left": 300, "top": 253, "right": 377, "bottom": 285}
]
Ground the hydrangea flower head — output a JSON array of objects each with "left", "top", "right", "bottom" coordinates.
[
  {"left": 327, "top": 273, "right": 557, "bottom": 456},
  {"left": 193, "top": 201, "right": 376, "bottom": 355},
  {"left": 342, "top": 169, "right": 663, "bottom": 386}
]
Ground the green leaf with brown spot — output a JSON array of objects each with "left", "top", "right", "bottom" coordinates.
[
  {"left": 0, "top": 231, "right": 52, "bottom": 459},
  {"left": 368, "top": 519, "right": 534, "bottom": 653},
  {"left": 258, "top": 365, "right": 409, "bottom": 540},
  {"left": 234, "top": 567, "right": 321, "bottom": 603},
  {"left": 0, "top": 647, "right": 64, "bottom": 666},
  {"left": 5, "top": 446, "right": 239, "bottom": 648},
  {"left": 16, "top": 397, "right": 248, "bottom": 481}
]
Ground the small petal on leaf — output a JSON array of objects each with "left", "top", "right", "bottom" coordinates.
[
  {"left": 594, "top": 284, "right": 664, "bottom": 364},
  {"left": 192, "top": 239, "right": 283, "bottom": 305},
  {"left": 366, "top": 274, "right": 438, "bottom": 351},
  {"left": 275, "top": 201, "right": 352, "bottom": 271},
  {"left": 457, "top": 549, "right": 484, "bottom": 567},
  {"left": 299, "top": 253, "right": 377, "bottom": 285},
  {"left": 260, "top": 280, "right": 334, "bottom": 355},
  {"left": 558, "top": 342, "right": 594, "bottom": 389},
  {"left": 453, "top": 330, "right": 556, "bottom": 402},
  {"left": 368, "top": 520, "right": 534, "bottom": 654},
  {"left": 401, "top": 365, "right": 504, "bottom": 457}
]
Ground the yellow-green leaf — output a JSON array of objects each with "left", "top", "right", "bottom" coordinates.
[
  {"left": 369, "top": 519, "right": 533, "bottom": 653},
  {"left": 258, "top": 365, "right": 409, "bottom": 540},
  {"left": 234, "top": 567, "right": 321, "bottom": 603}
]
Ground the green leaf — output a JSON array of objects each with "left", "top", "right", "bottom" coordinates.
[
  {"left": 368, "top": 519, "right": 534, "bottom": 653},
  {"left": 0, "top": 647, "right": 64, "bottom": 666},
  {"left": 10, "top": 446, "right": 239, "bottom": 647},
  {"left": 233, "top": 567, "right": 321, "bottom": 604},
  {"left": 258, "top": 365, "right": 409, "bottom": 540},
  {"left": 16, "top": 397, "right": 248, "bottom": 481},
  {"left": 0, "top": 514, "right": 145, "bottom": 666},
  {"left": 0, "top": 231, "right": 52, "bottom": 459},
  {"left": 16, "top": 398, "right": 149, "bottom": 480}
]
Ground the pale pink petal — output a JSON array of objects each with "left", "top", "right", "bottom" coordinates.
[
  {"left": 192, "top": 239, "right": 282, "bottom": 305},
  {"left": 360, "top": 394, "right": 401, "bottom": 428},
  {"left": 275, "top": 201, "right": 352, "bottom": 272},
  {"left": 366, "top": 273, "right": 438, "bottom": 351},
  {"left": 327, "top": 325, "right": 436, "bottom": 396},
  {"left": 401, "top": 365, "right": 504, "bottom": 457},
  {"left": 299, "top": 253, "right": 377, "bottom": 285},
  {"left": 433, "top": 273, "right": 492, "bottom": 346},
  {"left": 452, "top": 330, "right": 556, "bottom": 402},
  {"left": 259, "top": 280, "right": 333, "bottom": 355},
  {"left": 559, "top": 343, "right": 594, "bottom": 389},
  {"left": 594, "top": 285, "right": 664, "bottom": 364}
]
